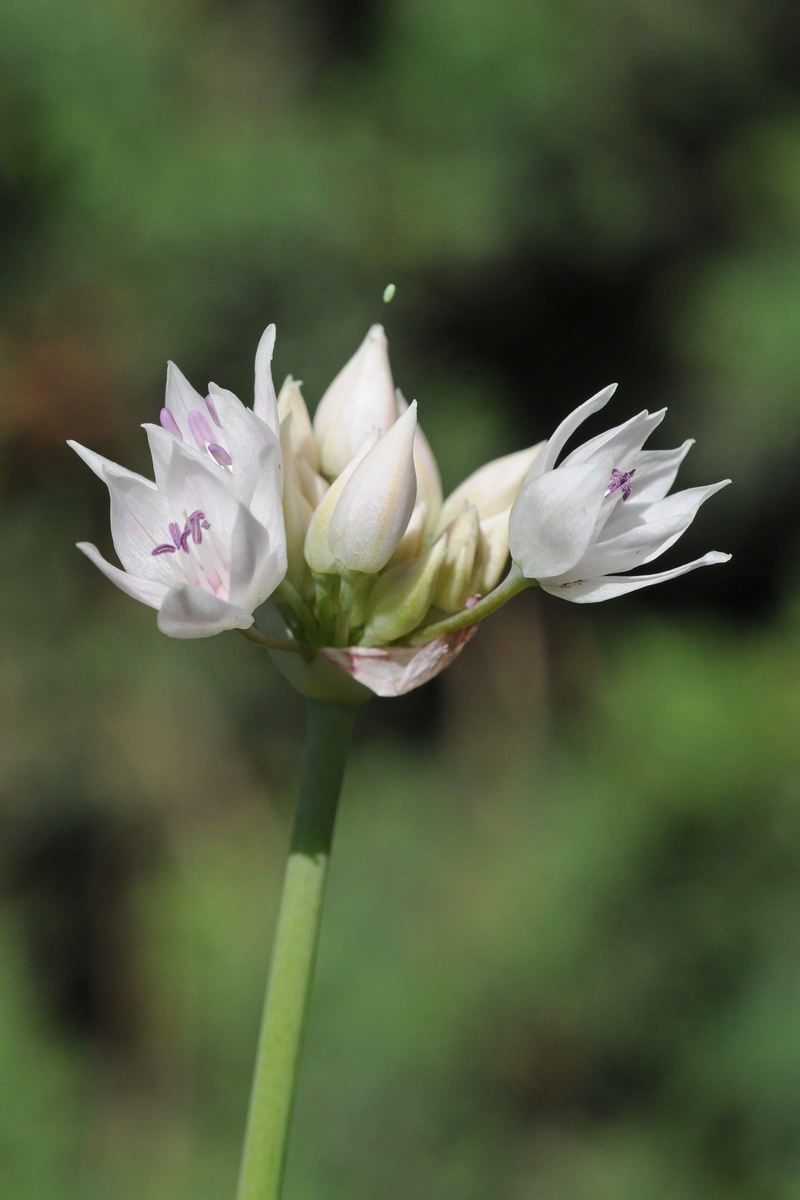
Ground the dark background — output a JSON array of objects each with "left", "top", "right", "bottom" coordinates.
[{"left": 1, "top": 1, "right": 800, "bottom": 1196}]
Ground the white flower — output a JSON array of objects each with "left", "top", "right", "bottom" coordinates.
[
  {"left": 70, "top": 330, "right": 287, "bottom": 637},
  {"left": 508, "top": 385, "right": 730, "bottom": 602}
]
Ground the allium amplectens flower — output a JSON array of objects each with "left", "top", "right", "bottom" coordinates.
[
  {"left": 508, "top": 385, "right": 730, "bottom": 601},
  {"left": 71, "top": 319, "right": 730, "bottom": 695},
  {"left": 70, "top": 327, "right": 287, "bottom": 638}
]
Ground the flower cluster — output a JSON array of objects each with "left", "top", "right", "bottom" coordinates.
[{"left": 71, "top": 322, "right": 729, "bottom": 696}]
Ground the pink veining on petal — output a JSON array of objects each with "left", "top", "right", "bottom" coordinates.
[
  {"left": 321, "top": 625, "right": 478, "bottom": 697},
  {"left": 160, "top": 407, "right": 183, "bottom": 440}
]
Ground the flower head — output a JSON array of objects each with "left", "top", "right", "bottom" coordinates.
[
  {"left": 70, "top": 329, "right": 287, "bottom": 638},
  {"left": 508, "top": 385, "right": 730, "bottom": 601}
]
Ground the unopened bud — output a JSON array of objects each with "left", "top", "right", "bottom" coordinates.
[
  {"left": 433, "top": 504, "right": 481, "bottom": 613},
  {"left": 328, "top": 403, "right": 418, "bottom": 574},
  {"left": 280, "top": 415, "right": 315, "bottom": 594},
  {"left": 360, "top": 534, "right": 447, "bottom": 646},
  {"left": 396, "top": 389, "right": 442, "bottom": 531},
  {"left": 387, "top": 501, "right": 428, "bottom": 567},
  {"left": 473, "top": 508, "right": 511, "bottom": 596},
  {"left": 435, "top": 443, "right": 545, "bottom": 535},
  {"left": 304, "top": 433, "right": 377, "bottom": 574},
  {"left": 277, "top": 376, "right": 319, "bottom": 471},
  {"left": 314, "top": 324, "right": 397, "bottom": 479}
]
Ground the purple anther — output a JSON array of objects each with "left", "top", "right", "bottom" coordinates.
[
  {"left": 208, "top": 443, "right": 233, "bottom": 468},
  {"left": 465, "top": 595, "right": 481, "bottom": 609},
  {"left": 159, "top": 407, "right": 183, "bottom": 440},
  {"left": 169, "top": 521, "right": 191, "bottom": 552},
  {"left": 152, "top": 543, "right": 176, "bottom": 556},
  {"left": 188, "top": 409, "right": 214, "bottom": 451},
  {"left": 187, "top": 510, "right": 209, "bottom": 545},
  {"left": 605, "top": 467, "right": 635, "bottom": 501},
  {"left": 205, "top": 393, "right": 222, "bottom": 427}
]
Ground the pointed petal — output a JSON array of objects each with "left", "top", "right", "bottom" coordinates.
[
  {"left": 249, "top": 440, "right": 287, "bottom": 560},
  {"left": 599, "top": 480, "right": 730, "bottom": 548},
  {"left": 69, "top": 440, "right": 155, "bottom": 488},
  {"left": 277, "top": 376, "right": 319, "bottom": 471},
  {"left": 562, "top": 408, "right": 666, "bottom": 471},
  {"left": 527, "top": 384, "right": 617, "bottom": 480},
  {"left": 509, "top": 457, "right": 612, "bottom": 579},
  {"left": 229, "top": 503, "right": 286, "bottom": 613},
  {"left": 165, "top": 361, "right": 205, "bottom": 435},
  {"left": 625, "top": 440, "right": 694, "bottom": 504},
  {"left": 77, "top": 542, "right": 169, "bottom": 610},
  {"left": 142, "top": 423, "right": 208, "bottom": 490},
  {"left": 254, "top": 324, "right": 280, "bottom": 436},
  {"left": 157, "top": 584, "right": 253, "bottom": 638},
  {"left": 540, "top": 551, "right": 731, "bottom": 604},
  {"left": 102, "top": 466, "right": 175, "bottom": 585},
  {"left": 208, "top": 383, "right": 282, "bottom": 505}
]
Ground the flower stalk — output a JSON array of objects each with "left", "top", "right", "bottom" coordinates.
[{"left": 235, "top": 698, "right": 360, "bottom": 1200}]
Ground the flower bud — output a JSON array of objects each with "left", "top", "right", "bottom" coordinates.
[
  {"left": 433, "top": 504, "right": 481, "bottom": 613},
  {"left": 314, "top": 324, "right": 397, "bottom": 479},
  {"left": 277, "top": 376, "right": 319, "bottom": 471},
  {"left": 473, "top": 508, "right": 511, "bottom": 595},
  {"left": 280, "top": 415, "right": 315, "bottom": 595},
  {"left": 396, "top": 389, "right": 442, "bottom": 531},
  {"left": 328, "top": 403, "right": 418, "bottom": 574},
  {"left": 304, "top": 434, "right": 378, "bottom": 574},
  {"left": 387, "top": 501, "right": 428, "bottom": 567},
  {"left": 434, "top": 443, "right": 545, "bottom": 535},
  {"left": 360, "top": 534, "right": 447, "bottom": 646}
]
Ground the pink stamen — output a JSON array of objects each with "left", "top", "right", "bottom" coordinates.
[
  {"left": 208, "top": 443, "right": 233, "bottom": 467},
  {"left": 159, "top": 408, "right": 183, "bottom": 440},
  {"left": 188, "top": 409, "right": 214, "bottom": 451},
  {"left": 605, "top": 467, "right": 635, "bottom": 501},
  {"left": 152, "top": 543, "right": 176, "bottom": 555},
  {"left": 205, "top": 393, "right": 222, "bottom": 427}
]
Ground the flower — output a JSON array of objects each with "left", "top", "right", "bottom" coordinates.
[
  {"left": 70, "top": 327, "right": 287, "bottom": 637},
  {"left": 508, "top": 385, "right": 731, "bottom": 601}
]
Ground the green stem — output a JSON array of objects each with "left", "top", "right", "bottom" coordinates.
[
  {"left": 235, "top": 698, "right": 359, "bottom": 1200},
  {"left": 238, "top": 628, "right": 304, "bottom": 654},
  {"left": 407, "top": 563, "right": 535, "bottom": 645},
  {"left": 333, "top": 572, "right": 359, "bottom": 647},
  {"left": 274, "top": 580, "right": 318, "bottom": 643}
]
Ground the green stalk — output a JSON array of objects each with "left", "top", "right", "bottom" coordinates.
[
  {"left": 235, "top": 698, "right": 359, "bottom": 1200},
  {"left": 407, "top": 563, "right": 534, "bottom": 645}
]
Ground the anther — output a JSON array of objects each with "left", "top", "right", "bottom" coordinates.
[
  {"left": 159, "top": 408, "right": 183, "bottom": 440},
  {"left": 205, "top": 394, "right": 222, "bottom": 427},
  {"left": 605, "top": 468, "right": 635, "bottom": 501},
  {"left": 188, "top": 410, "right": 214, "bottom": 451},
  {"left": 208, "top": 443, "right": 233, "bottom": 467}
]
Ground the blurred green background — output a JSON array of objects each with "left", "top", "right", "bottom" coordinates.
[{"left": 1, "top": 0, "right": 800, "bottom": 1196}]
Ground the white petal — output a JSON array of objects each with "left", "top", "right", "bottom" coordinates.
[
  {"left": 142, "top": 423, "right": 207, "bottom": 490},
  {"left": 509, "top": 457, "right": 612, "bottom": 579},
  {"left": 157, "top": 585, "right": 254, "bottom": 638},
  {"left": 599, "top": 480, "right": 730, "bottom": 547},
  {"left": 69, "top": 440, "right": 155, "bottom": 488},
  {"left": 254, "top": 324, "right": 280, "bottom": 436},
  {"left": 562, "top": 408, "right": 666, "bottom": 471},
  {"left": 625, "top": 440, "right": 694, "bottom": 504},
  {"left": 527, "top": 384, "right": 617, "bottom": 480},
  {"left": 102, "top": 466, "right": 175, "bottom": 585},
  {"left": 77, "top": 542, "right": 169, "bottom": 610},
  {"left": 228, "top": 504, "right": 285, "bottom": 613},
  {"left": 396, "top": 388, "right": 443, "bottom": 531},
  {"left": 249, "top": 440, "right": 287, "bottom": 558},
  {"left": 277, "top": 376, "right": 319, "bottom": 471},
  {"left": 165, "top": 361, "right": 205, "bottom": 434},
  {"left": 164, "top": 442, "right": 240, "bottom": 549},
  {"left": 436, "top": 442, "right": 545, "bottom": 534},
  {"left": 540, "top": 551, "right": 731, "bottom": 604},
  {"left": 314, "top": 324, "right": 397, "bottom": 479},
  {"left": 208, "top": 383, "right": 282, "bottom": 506},
  {"left": 328, "top": 402, "right": 418, "bottom": 573}
]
